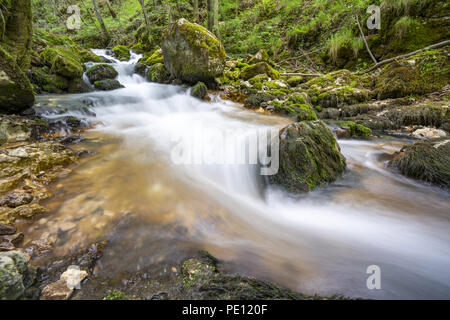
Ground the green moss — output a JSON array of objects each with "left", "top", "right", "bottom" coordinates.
[
  {"left": 40, "top": 47, "right": 84, "bottom": 79},
  {"left": 287, "top": 76, "right": 304, "bottom": 87},
  {"left": 240, "top": 62, "right": 280, "bottom": 80},
  {"left": 340, "top": 121, "right": 372, "bottom": 139},
  {"left": 191, "top": 82, "right": 208, "bottom": 99},
  {"left": 104, "top": 290, "right": 128, "bottom": 300},
  {"left": 112, "top": 45, "right": 131, "bottom": 61}
]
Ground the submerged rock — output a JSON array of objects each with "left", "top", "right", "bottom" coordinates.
[
  {"left": 86, "top": 64, "right": 118, "bottom": 83},
  {"left": 93, "top": 79, "right": 124, "bottom": 91},
  {"left": 269, "top": 121, "right": 346, "bottom": 192},
  {"left": 389, "top": 138, "right": 450, "bottom": 188},
  {"left": 190, "top": 82, "right": 208, "bottom": 99},
  {"left": 338, "top": 121, "right": 372, "bottom": 139},
  {"left": 162, "top": 18, "right": 226, "bottom": 84}
]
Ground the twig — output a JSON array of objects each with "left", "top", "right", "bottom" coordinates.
[{"left": 354, "top": 14, "right": 380, "bottom": 72}]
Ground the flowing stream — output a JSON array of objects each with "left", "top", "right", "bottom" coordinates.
[{"left": 21, "top": 50, "right": 450, "bottom": 299}]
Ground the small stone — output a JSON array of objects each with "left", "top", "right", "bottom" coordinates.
[
  {"left": 0, "top": 191, "right": 34, "bottom": 208},
  {"left": 412, "top": 127, "right": 447, "bottom": 139},
  {"left": 40, "top": 279, "right": 73, "bottom": 300}
]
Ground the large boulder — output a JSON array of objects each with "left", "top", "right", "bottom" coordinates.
[
  {"left": 146, "top": 63, "right": 171, "bottom": 84},
  {"left": 389, "top": 138, "right": 450, "bottom": 188},
  {"left": 0, "top": 0, "right": 34, "bottom": 114},
  {"left": 161, "top": 18, "right": 226, "bottom": 84},
  {"left": 112, "top": 45, "right": 130, "bottom": 61},
  {"left": 269, "top": 121, "right": 346, "bottom": 192},
  {"left": 40, "top": 47, "right": 84, "bottom": 79},
  {"left": 93, "top": 79, "right": 124, "bottom": 91},
  {"left": 0, "top": 250, "right": 36, "bottom": 300},
  {"left": 0, "top": 48, "right": 35, "bottom": 113},
  {"left": 86, "top": 64, "right": 118, "bottom": 83}
]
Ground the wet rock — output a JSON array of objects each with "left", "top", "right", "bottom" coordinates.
[
  {"left": 59, "top": 134, "right": 84, "bottom": 146},
  {"left": 86, "top": 64, "right": 118, "bottom": 83},
  {"left": 412, "top": 127, "right": 447, "bottom": 139},
  {"left": 389, "top": 138, "right": 450, "bottom": 188},
  {"left": 269, "top": 121, "right": 346, "bottom": 192},
  {"left": 93, "top": 79, "right": 124, "bottom": 91},
  {"left": 245, "top": 93, "right": 276, "bottom": 107},
  {"left": 147, "top": 63, "right": 171, "bottom": 84},
  {"left": 0, "top": 250, "right": 36, "bottom": 300},
  {"left": 0, "top": 191, "right": 33, "bottom": 208},
  {"left": 8, "top": 204, "right": 48, "bottom": 219},
  {"left": 0, "top": 233, "right": 24, "bottom": 251},
  {"left": 190, "top": 82, "right": 208, "bottom": 99},
  {"left": 180, "top": 251, "right": 311, "bottom": 300},
  {"left": 112, "top": 45, "right": 130, "bottom": 61},
  {"left": 338, "top": 121, "right": 372, "bottom": 139},
  {"left": 162, "top": 18, "right": 226, "bottom": 84},
  {"left": 134, "top": 63, "right": 147, "bottom": 77},
  {"left": 67, "top": 78, "right": 93, "bottom": 94},
  {"left": 40, "top": 266, "right": 88, "bottom": 300},
  {"left": 0, "top": 223, "right": 16, "bottom": 235}
]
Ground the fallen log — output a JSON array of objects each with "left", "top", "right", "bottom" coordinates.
[
  {"left": 359, "top": 40, "right": 450, "bottom": 74},
  {"left": 280, "top": 73, "right": 322, "bottom": 77}
]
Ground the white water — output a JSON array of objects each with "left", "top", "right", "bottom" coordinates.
[{"left": 33, "top": 50, "right": 450, "bottom": 299}]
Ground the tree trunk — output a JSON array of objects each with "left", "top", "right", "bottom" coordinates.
[
  {"left": 92, "top": 0, "right": 110, "bottom": 40},
  {"left": 207, "top": 0, "right": 213, "bottom": 31},
  {"left": 166, "top": 0, "right": 173, "bottom": 24},
  {"left": 213, "top": 0, "right": 219, "bottom": 36},
  {"left": 103, "top": 0, "right": 117, "bottom": 19},
  {"left": 139, "top": 0, "right": 151, "bottom": 29},
  {"left": 193, "top": 0, "right": 199, "bottom": 22}
]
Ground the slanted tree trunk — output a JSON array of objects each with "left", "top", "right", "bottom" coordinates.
[
  {"left": 92, "top": 0, "right": 110, "bottom": 40},
  {"left": 138, "top": 0, "right": 151, "bottom": 29},
  {"left": 166, "top": 0, "right": 174, "bottom": 24},
  {"left": 103, "top": 0, "right": 117, "bottom": 19},
  {"left": 193, "top": 0, "right": 199, "bottom": 22}
]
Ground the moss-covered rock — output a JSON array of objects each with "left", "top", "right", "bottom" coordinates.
[
  {"left": 161, "top": 18, "right": 226, "bottom": 84},
  {"left": 269, "top": 121, "right": 346, "bottom": 192},
  {"left": 112, "top": 45, "right": 130, "bottom": 61},
  {"left": 147, "top": 63, "right": 171, "bottom": 84},
  {"left": 144, "top": 47, "right": 164, "bottom": 66},
  {"left": 78, "top": 49, "right": 102, "bottom": 63},
  {"left": 245, "top": 93, "right": 276, "bottom": 107},
  {"left": 389, "top": 138, "right": 450, "bottom": 188},
  {"left": 29, "top": 67, "right": 69, "bottom": 93},
  {"left": 339, "top": 121, "right": 372, "bottom": 139},
  {"left": 248, "top": 49, "right": 269, "bottom": 64},
  {"left": 67, "top": 78, "right": 93, "bottom": 94},
  {"left": 40, "top": 47, "right": 84, "bottom": 79},
  {"left": 272, "top": 100, "right": 318, "bottom": 121},
  {"left": 93, "top": 79, "right": 124, "bottom": 91},
  {"left": 134, "top": 63, "right": 147, "bottom": 77},
  {"left": 180, "top": 251, "right": 314, "bottom": 300},
  {"left": 0, "top": 250, "right": 36, "bottom": 300},
  {"left": 191, "top": 82, "right": 208, "bottom": 99},
  {"left": 0, "top": 47, "right": 35, "bottom": 113},
  {"left": 240, "top": 62, "right": 280, "bottom": 80},
  {"left": 375, "top": 49, "right": 450, "bottom": 100},
  {"left": 287, "top": 76, "right": 304, "bottom": 87},
  {"left": 86, "top": 64, "right": 118, "bottom": 83}
]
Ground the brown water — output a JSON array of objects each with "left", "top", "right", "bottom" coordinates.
[{"left": 21, "top": 50, "right": 450, "bottom": 299}]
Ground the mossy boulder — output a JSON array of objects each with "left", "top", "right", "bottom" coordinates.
[
  {"left": 29, "top": 67, "right": 70, "bottom": 93},
  {"left": 145, "top": 47, "right": 164, "bottom": 66},
  {"left": 375, "top": 49, "right": 450, "bottom": 100},
  {"left": 301, "top": 70, "right": 371, "bottom": 109},
  {"left": 240, "top": 62, "right": 280, "bottom": 81},
  {"left": 248, "top": 49, "right": 269, "bottom": 64},
  {"left": 40, "top": 47, "right": 84, "bottom": 79},
  {"left": 191, "top": 82, "right": 208, "bottom": 99},
  {"left": 245, "top": 93, "right": 276, "bottom": 107},
  {"left": 79, "top": 49, "right": 102, "bottom": 63},
  {"left": 67, "top": 78, "right": 93, "bottom": 94},
  {"left": 161, "top": 18, "right": 226, "bottom": 84},
  {"left": 0, "top": 250, "right": 36, "bottom": 300},
  {"left": 86, "top": 64, "right": 118, "bottom": 83},
  {"left": 180, "top": 251, "right": 313, "bottom": 300},
  {"left": 112, "top": 45, "right": 130, "bottom": 61},
  {"left": 339, "top": 121, "right": 372, "bottom": 139},
  {"left": 147, "top": 63, "right": 171, "bottom": 84},
  {"left": 0, "top": 47, "right": 35, "bottom": 113},
  {"left": 269, "top": 121, "right": 346, "bottom": 193},
  {"left": 389, "top": 138, "right": 450, "bottom": 188},
  {"left": 93, "top": 79, "right": 124, "bottom": 91},
  {"left": 134, "top": 63, "right": 147, "bottom": 77},
  {"left": 272, "top": 100, "right": 318, "bottom": 121},
  {"left": 287, "top": 76, "right": 304, "bottom": 87}
]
